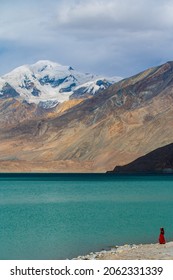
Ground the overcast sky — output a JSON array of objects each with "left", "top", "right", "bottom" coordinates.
[{"left": 1, "top": 0, "right": 173, "bottom": 77}]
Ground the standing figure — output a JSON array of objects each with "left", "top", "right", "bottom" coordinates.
[{"left": 159, "top": 227, "right": 166, "bottom": 244}]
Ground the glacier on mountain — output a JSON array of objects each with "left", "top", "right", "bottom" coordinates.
[{"left": 0, "top": 60, "right": 122, "bottom": 108}]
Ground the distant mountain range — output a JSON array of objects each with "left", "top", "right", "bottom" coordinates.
[{"left": 0, "top": 60, "right": 173, "bottom": 172}]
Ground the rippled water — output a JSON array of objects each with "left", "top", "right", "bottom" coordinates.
[{"left": 0, "top": 174, "right": 173, "bottom": 259}]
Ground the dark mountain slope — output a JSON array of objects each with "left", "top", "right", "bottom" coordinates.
[{"left": 108, "top": 143, "right": 173, "bottom": 174}]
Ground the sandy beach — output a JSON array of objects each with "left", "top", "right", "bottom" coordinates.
[{"left": 73, "top": 242, "right": 173, "bottom": 260}]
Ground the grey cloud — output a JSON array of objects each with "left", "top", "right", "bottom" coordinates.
[{"left": 0, "top": 0, "right": 173, "bottom": 77}]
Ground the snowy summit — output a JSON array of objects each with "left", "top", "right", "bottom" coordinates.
[{"left": 0, "top": 60, "right": 122, "bottom": 108}]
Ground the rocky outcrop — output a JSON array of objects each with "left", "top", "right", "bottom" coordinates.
[{"left": 108, "top": 143, "right": 173, "bottom": 174}]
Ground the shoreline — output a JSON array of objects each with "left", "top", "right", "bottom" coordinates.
[{"left": 72, "top": 242, "right": 173, "bottom": 260}]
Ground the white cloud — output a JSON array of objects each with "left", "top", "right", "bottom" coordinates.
[{"left": 54, "top": 0, "right": 173, "bottom": 33}]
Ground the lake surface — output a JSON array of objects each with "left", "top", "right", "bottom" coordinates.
[{"left": 0, "top": 174, "right": 173, "bottom": 259}]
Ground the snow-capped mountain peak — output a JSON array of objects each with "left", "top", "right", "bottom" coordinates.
[
  {"left": 30, "top": 60, "right": 64, "bottom": 72},
  {"left": 0, "top": 60, "right": 122, "bottom": 108}
]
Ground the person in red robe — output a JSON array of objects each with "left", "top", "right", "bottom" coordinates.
[{"left": 159, "top": 228, "right": 166, "bottom": 244}]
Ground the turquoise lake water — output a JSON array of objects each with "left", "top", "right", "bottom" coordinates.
[{"left": 0, "top": 174, "right": 173, "bottom": 259}]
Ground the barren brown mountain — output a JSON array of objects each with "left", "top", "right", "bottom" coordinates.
[{"left": 1, "top": 61, "right": 173, "bottom": 172}]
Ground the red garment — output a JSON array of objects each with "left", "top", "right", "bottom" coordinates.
[{"left": 159, "top": 233, "right": 166, "bottom": 244}]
